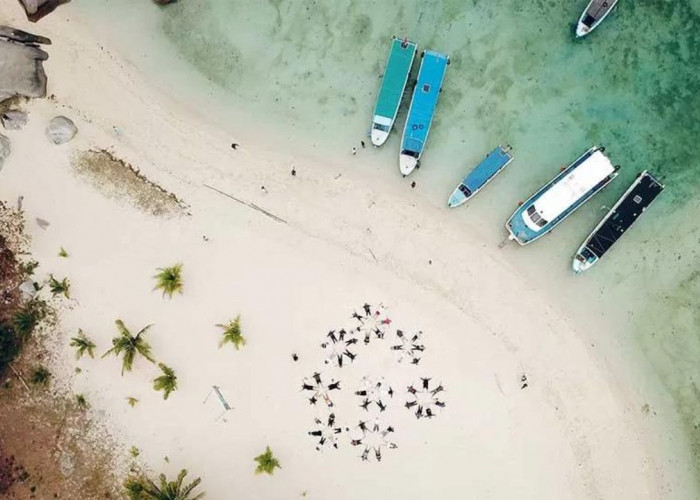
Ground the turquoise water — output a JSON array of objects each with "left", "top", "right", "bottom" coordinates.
[{"left": 77, "top": 0, "right": 700, "bottom": 480}]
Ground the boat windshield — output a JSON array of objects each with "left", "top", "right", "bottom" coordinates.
[
  {"left": 373, "top": 123, "right": 390, "bottom": 132},
  {"left": 458, "top": 185, "right": 472, "bottom": 197},
  {"left": 583, "top": 14, "right": 596, "bottom": 27},
  {"left": 400, "top": 149, "right": 420, "bottom": 158},
  {"left": 527, "top": 205, "right": 548, "bottom": 228}
]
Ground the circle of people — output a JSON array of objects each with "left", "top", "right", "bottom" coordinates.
[{"left": 300, "top": 303, "right": 447, "bottom": 462}]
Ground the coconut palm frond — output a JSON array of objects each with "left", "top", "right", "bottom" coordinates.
[
  {"left": 29, "top": 365, "right": 51, "bottom": 387},
  {"left": 153, "top": 264, "right": 184, "bottom": 299},
  {"left": 48, "top": 274, "right": 70, "bottom": 298},
  {"left": 102, "top": 320, "right": 155, "bottom": 374},
  {"left": 70, "top": 329, "right": 96, "bottom": 359},
  {"left": 153, "top": 363, "right": 178, "bottom": 400},
  {"left": 217, "top": 316, "right": 246, "bottom": 350},
  {"left": 132, "top": 469, "right": 204, "bottom": 499},
  {"left": 254, "top": 446, "right": 281, "bottom": 476}
]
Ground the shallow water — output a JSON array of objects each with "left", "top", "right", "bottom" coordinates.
[{"left": 77, "top": 0, "right": 700, "bottom": 481}]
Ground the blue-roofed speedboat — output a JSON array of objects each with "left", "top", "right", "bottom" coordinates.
[
  {"left": 505, "top": 146, "right": 619, "bottom": 245},
  {"left": 573, "top": 171, "right": 664, "bottom": 273},
  {"left": 399, "top": 50, "right": 449, "bottom": 176},
  {"left": 448, "top": 145, "right": 514, "bottom": 208}
]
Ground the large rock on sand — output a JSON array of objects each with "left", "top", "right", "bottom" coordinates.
[
  {"left": 1, "top": 110, "right": 28, "bottom": 130},
  {"left": 46, "top": 116, "right": 77, "bottom": 144},
  {"left": 16, "top": 0, "right": 72, "bottom": 22},
  {"left": 0, "top": 27, "right": 51, "bottom": 102}
]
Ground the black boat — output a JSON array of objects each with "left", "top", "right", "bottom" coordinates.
[{"left": 573, "top": 171, "right": 664, "bottom": 273}]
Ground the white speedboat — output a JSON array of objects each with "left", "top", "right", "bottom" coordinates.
[{"left": 576, "top": 0, "right": 618, "bottom": 38}]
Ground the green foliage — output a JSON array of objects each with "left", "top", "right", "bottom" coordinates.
[
  {"left": 75, "top": 393, "right": 88, "bottom": 409},
  {"left": 21, "top": 260, "right": 39, "bottom": 276},
  {"left": 48, "top": 274, "right": 70, "bottom": 298},
  {"left": 12, "top": 299, "right": 46, "bottom": 340},
  {"left": 130, "top": 446, "right": 140, "bottom": 458},
  {"left": 29, "top": 365, "right": 51, "bottom": 387},
  {"left": 123, "top": 469, "right": 205, "bottom": 500},
  {"left": 254, "top": 446, "right": 281, "bottom": 476},
  {"left": 102, "top": 320, "right": 155, "bottom": 375},
  {"left": 217, "top": 316, "right": 245, "bottom": 350},
  {"left": 127, "top": 396, "right": 139, "bottom": 407},
  {"left": 58, "top": 247, "right": 69, "bottom": 258},
  {"left": 0, "top": 322, "right": 20, "bottom": 377},
  {"left": 70, "top": 329, "right": 96, "bottom": 359},
  {"left": 153, "top": 264, "right": 183, "bottom": 298},
  {"left": 153, "top": 363, "right": 178, "bottom": 400}
]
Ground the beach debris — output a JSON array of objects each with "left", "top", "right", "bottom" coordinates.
[
  {"left": 352, "top": 303, "right": 391, "bottom": 345},
  {"left": 203, "top": 385, "right": 233, "bottom": 421},
  {"left": 0, "top": 134, "right": 10, "bottom": 171},
  {"left": 0, "top": 27, "right": 50, "bottom": 101},
  {"left": 18, "top": 279, "right": 36, "bottom": 301},
  {"left": 321, "top": 329, "right": 358, "bottom": 367},
  {"left": 35, "top": 217, "right": 49, "bottom": 229},
  {"left": 405, "top": 377, "right": 446, "bottom": 419},
  {"left": 301, "top": 372, "right": 339, "bottom": 407},
  {"left": 16, "top": 0, "right": 71, "bottom": 22},
  {"left": 391, "top": 329, "right": 425, "bottom": 364},
  {"left": 1, "top": 110, "right": 27, "bottom": 130},
  {"left": 350, "top": 418, "right": 397, "bottom": 462},
  {"left": 203, "top": 184, "right": 286, "bottom": 224},
  {"left": 355, "top": 376, "right": 393, "bottom": 412},
  {"left": 46, "top": 115, "right": 78, "bottom": 144},
  {"left": 307, "top": 413, "right": 345, "bottom": 451}
]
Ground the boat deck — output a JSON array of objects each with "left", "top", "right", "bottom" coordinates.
[
  {"left": 584, "top": 172, "right": 664, "bottom": 258},
  {"left": 401, "top": 51, "right": 449, "bottom": 156},
  {"left": 374, "top": 38, "right": 417, "bottom": 119},
  {"left": 448, "top": 146, "right": 513, "bottom": 207},
  {"left": 583, "top": 0, "right": 616, "bottom": 24}
]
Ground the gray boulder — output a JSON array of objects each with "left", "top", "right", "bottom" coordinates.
[
  {"left": 1, "top": 110, "right": 28, "bottom": 130},
  {"left": 0, "top": 27, "right": 50, "bottom": 102},
  {"left": 16, "top": 0, "right": 72, "bottom": 22},
  {"left": 46, "top": 115, "right": 77, "bottom": 144}
]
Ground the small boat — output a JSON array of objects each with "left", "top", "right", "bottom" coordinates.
[
  {"left": 575, "top": 0, "right": 618, "bottom": 38},
  {"left": 505, "top": 146, "right": 619, "bottom": 245},
  {"left": 399, "top": 50, "right": 449, "bottom": 176},
  {"left": 370, "top": 37, "right": 418, "bottom": 147},
  {"left": 573, "top": 171, "right": 664, "bottom": 273},
  {"left": 448, "top": 145, "right": 514, "bottom": 208}
]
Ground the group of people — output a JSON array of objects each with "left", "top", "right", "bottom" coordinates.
[{"left": 405, "top": 377, "right": 446, "bottom": 419}]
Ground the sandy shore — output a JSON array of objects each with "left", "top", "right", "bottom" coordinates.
[{"left": 0, "top": 3, "right": 696, "bottom": 498}]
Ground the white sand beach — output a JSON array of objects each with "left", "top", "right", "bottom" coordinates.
[{"left": 0, "top": 2, "right": 696, "bottom": 499}]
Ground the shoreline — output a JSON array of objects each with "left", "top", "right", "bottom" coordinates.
[{"left": 0, "top": 2, "right": 697, "bottom": 498}]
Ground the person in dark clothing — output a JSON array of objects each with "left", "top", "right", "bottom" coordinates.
[
  {"left": 407, "top": 385, "right": 417, "bottom": 394},
  {"left": 313, "top": 372, "right": 322, "bottom": 384},
  {"left": 360, "top": 399, "right": 370, "bottom": 411},
  {"left": 302, "top": 383, "right": 314, "bottom": 391},
  {"left": 291, "top": 166, "right": 296, "bottom": 176},
  {"left": 328, "top": 381, "right": 341, "bottom": 390},
  {"left": 422, "top": 378, "right": 431, "bottom": 390},
  {"left": 327, "top": 330, "right": 337, "bottom": 342},
  {"left": 435, "top": 401, "right": 446, "bottom": 408},
  {"left": 377, "top": 400, "right": 387, "bottom": 412},
  {"left": 231, "top": 143, "right": 239, "bottom": 150},
  {"left": 363, "top": 303, "right": 371, "bottom": 316},
  {"left": 361, "top": 140, "right": 366, "bottom": 148},
  {"left": 292, "top": 353, "right": 299, "bottom": 362}
]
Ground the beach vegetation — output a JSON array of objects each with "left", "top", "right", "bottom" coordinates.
[
  {"left": 127, "top": 396, "right": 139, "bottom": 407},
  {"left": 102, "top": 320, "right": 155, "bottom": 375},
  {"left": 130, "top": 446, "right": 140, "bottom": 458},
  {"left": 217, "top": 316, "right": 246, "bottom": 350},
  {"left": 12, "top": 299, "right": 46, "bottom": 340},
  {"left": 75, "top": 393, "right": 88, "bottom": 409},
  {"left": 29, "top": 365, "right": 51, "bottom": 386},
  {"left": 48, "top": 274, "right": 70, "bottom": 298},
  {"left": 70, "top": 329, "right": 96, "bottom": 359},
  {"left": 254, "top": 446, "right": 281, "bottom": 476},
  {"left": 153, "top": 363, "right": 178, "bottom": 400},
  {"left": 0, "top": 323, "right": 21, "bottom": 377},
  {"left": 123, "top": 468, "right": 204, "bottom": 500},
  {"left": 21, "top": 260, "right": 39, "bottom": 276},
  {"left": 58, "top": 247, "right": 69, "bottom": 258},
  {"left": 153, "top": 264, "right": 183, "bottom": 298}
]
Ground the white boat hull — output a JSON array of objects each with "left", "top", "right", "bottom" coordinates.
[
  {"left": 576, "top": 0, "right": 618, "bottom": 38},
  {"left": 399, "top": 154, "right": 418, "bottom": 176},
  {"left": 371, "top": 127, "right": 390, "bottom": 146}
]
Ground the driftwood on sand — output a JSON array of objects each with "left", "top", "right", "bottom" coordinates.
[
  {"left": 16, "top": 0, "right": 72, "bottom": 22},
  {"left": 0, "top": 26, "right": 51, "bottom": 102}
]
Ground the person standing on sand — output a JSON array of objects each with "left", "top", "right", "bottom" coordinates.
[
  {"left": 291, "top": 166, "right": 296, "bottom": 176},
  {"left": 352, "top": 147, "right": 357, "bottom": 155},
  {"left": 361, "top": 140, "right": 366, "bottom": 148},
  {"left": 231, "top": 143, "right": 239, "bottom": 150}
]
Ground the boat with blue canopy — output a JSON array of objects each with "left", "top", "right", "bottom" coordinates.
[
  {"left": 448, "top": 145, "right": 514, "bottom": 208},
  {"left": 573, "top": 171, "right": 664, "bottom": 273},
  {"left": 505, "top": 146, "right": 619, "bottom": 245},
  {"left": 399, "top": 50, "right": 449, "bottom": 176},
  {"left": 371, "top": 37, "right": 418, "bottom": 147}
]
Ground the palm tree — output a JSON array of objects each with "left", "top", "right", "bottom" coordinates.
[
  {"left": 124, "top": 469, "right": 205, "bottom": 500},
  {"left": 75, "top": 393, "right": 88, "bottom": 409},
  {"left": 58, "top": 247, "right": 69, "bottom": 258},
  {"left": 12, "top": 299, "right": 45, "bottom": 339},
  {"left": 254, "top": 446, "right": 281, "bottom": 476},
  {"left": 153, "top": 264, "right": 183, "bottom": 298},
  {"left": 48, "top": 275, "right": 70, "bottom": 298},
  {"left": 127, "top": 396, "right": 139, "bottom": 407},
  {"left": 70, "top": 329, "right": 96, "bottom": 359},
  {"left": 153, "top": 363, "right": 178, "bottom": 400},
  {"left": 29, "top": 365, "right": 51, "bottom": 386},
  {"left": 102, "top": 320, "right": 155, "bottom": 375},
  {"left": 217, "top": 316, "right": 246, "bottom": 350}
]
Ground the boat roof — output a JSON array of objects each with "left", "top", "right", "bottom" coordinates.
[
  {"left": 582, "top": 0, "right": 617, "bottom": 25},
  {"left": 401, "top": 51, "right": 448, "bottom": 154},
  {"left": 585, "top": 171, "right": 664, "bottom": 257},
  {"left": 374, "top": 38, "right": 417, "bottom": 119},
  {"left": 533, "top": 150, "right": 614, "bottom": 221},
  {"left": 463, "top": 147, "right": 513, "bottom": 191}
]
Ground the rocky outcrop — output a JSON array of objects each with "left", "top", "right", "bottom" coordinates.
[
  {"left": 1, "top": 110, "right": 28, "bottom": 130},
  {"left": 46, "top": 116, "right": 77, "bottom": 144},
  {"left": 0, "top": 27, "right": 51, "bottom": 102},
  {"left": 16, "top": 0, "right": 71, "bottom": 22}
]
